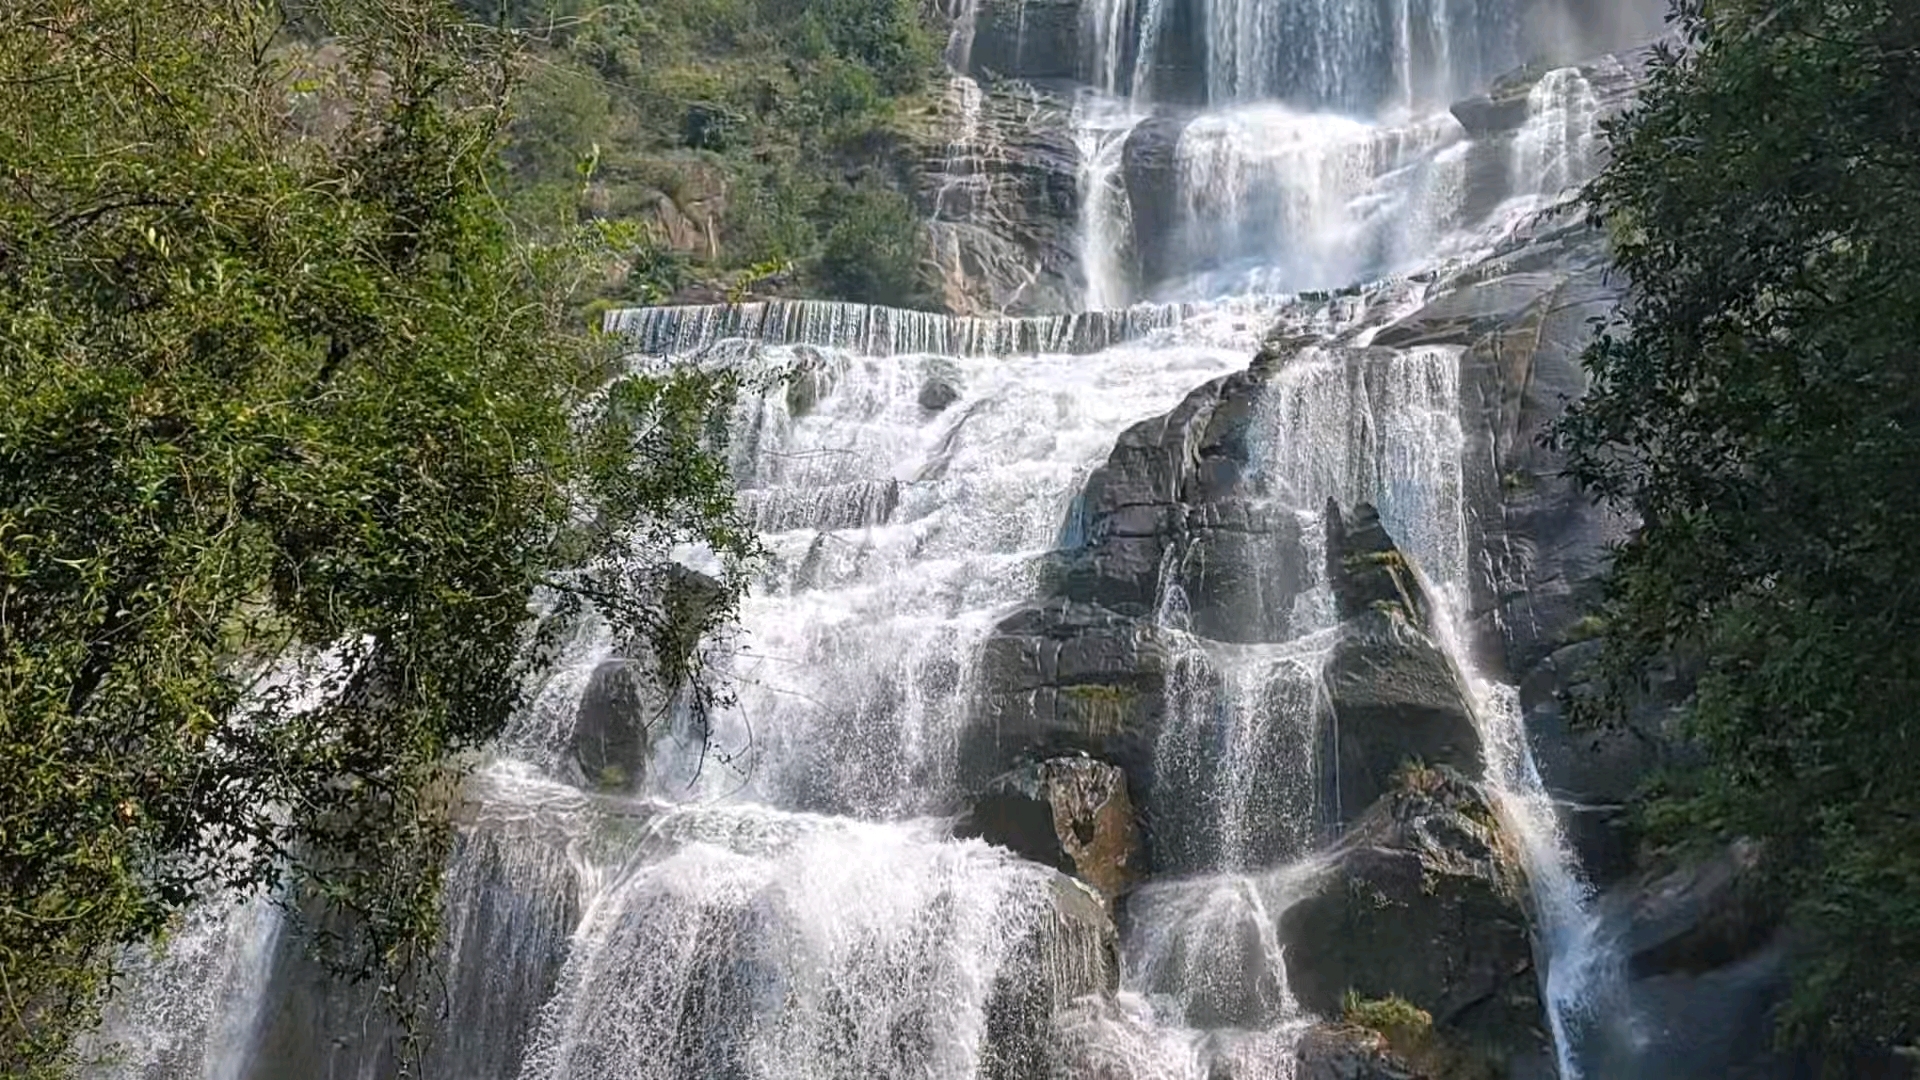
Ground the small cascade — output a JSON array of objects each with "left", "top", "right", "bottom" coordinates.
[
  {"left": 1511, "top": 65, "right": 1601, "bottom": 199},
  {"left": 1072, "top": 93, "right": 1145, "bottom": 310},
  {"left": 607, "top": 298, "right": 1223, "bottom": 358},
  {"left": 1172, "top": 106, "right": 1469, "bottom": 297},
  {"left": 1150, "top": 641, "right": 1332, "bottom": 875},
  {"left": 80, "top": 896, "right": 282, "bottom": 1080},
  {"left": 514, "top": 803, "right": 1092, "bottom": 1080}
]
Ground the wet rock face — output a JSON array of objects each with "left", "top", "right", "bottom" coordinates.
[
  {"left": 1280, "top": 767, "right": 1549, "bottom": 1067},
  {"left": 1321, "top": 613, "right": 1484, "bottom": 822},
  {"left": 1577, "top": 841, "right": 1813, "bottom": 1079},
  {"left": 1377, "top": 216, "right": 1633, "bottom": 679},
  {"left": 916, "top": 79, "right": 1084, "bottom": 315},
  {"left": 966, "top": 365, "right": 1313, "bottom": 810},
  {"left": 982, "top": 875, "right": 1121, "bottom": 1080},
  {"left": 1321, "top": 501, "right": 1483, "bottom": 822},
  {"left": 1326, "top": 501, "right": 1432, "bottom": 625},
  {"left": 956, "top": 755, "right": 1141, "bottom": 900},
  {"left": 966, "top": 0, "right": 1081, "bottom": 82}
]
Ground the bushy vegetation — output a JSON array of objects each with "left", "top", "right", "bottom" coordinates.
[
  {"left": 0, "top": 0, "right": 752, "bottom": 1072},
  {"left": 463, "top": 0, "right": 944, "bottom": 308},
  {"left": 1557, "top": 0, "right": 1920, "bottom": 1058}
]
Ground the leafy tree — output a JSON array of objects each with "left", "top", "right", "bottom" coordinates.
[
  {"left": 1555, "top": 0, "right": 1920, "bottom": 1056},
  {"left": 0, "top": 0, "right": 751, "bottom": 1073},
  {"left": 818, "top": 186, "right": 935, "bottom": 309}
]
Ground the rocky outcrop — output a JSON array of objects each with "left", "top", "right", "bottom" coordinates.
[
  {"left": 916, "top": 77, "right": 1083, "bottom": 315},
  {"left": 1280, "top": 767, "right": 1551, "bottom": 1072},
  {"left": 1575, "top": 842, "right": 1812, "bottom": 1079},
  {"left": 570, "top": 659, "right": 656, "bottom": 793},
  {"left": 964, "top": 360, "right": 1312, "bottom": 808},
  {"left": 1322, "top": 502, "right": 1484, "bottom": 822},
  {"left": 965, "top": 0, "right": 1081, "bottom": 82},
  {"left": 957, "top": 755, "right": 1141, "bottom": 900},
  {"left": 566, "top": 565, "right": 728, "bottom": 795}
]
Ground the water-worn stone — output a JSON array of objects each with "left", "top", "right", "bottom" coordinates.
[
  {"left": 982, "top": 874, "right": 1121, "bottom": 1080},
  {"left": 957, "top": 755, "right": 1140, "bottom": 900},
  {"left": 1280, "top": 767, "right": 1550, "bottom": 1067},
  {"left": 968, "top": 365, "right": 1307, "bottom": 802}
]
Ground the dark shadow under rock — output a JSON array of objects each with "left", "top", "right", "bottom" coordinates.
[{"left": 956, "top": 755, "right": 1140, "bottom": 901}]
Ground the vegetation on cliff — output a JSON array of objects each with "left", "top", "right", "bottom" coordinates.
[
  {"left": 1558, "top": 0, "right": 1920, "bottom": 1056},
  {"left": 0, "top": 0, "right": 752, "bottom": 1072},
  {"left": 465, "top": 0, "right": 943, "bottom": 309}
]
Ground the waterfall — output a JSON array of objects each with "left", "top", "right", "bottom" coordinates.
[{"left": 83, "top": 1, "right": 1641, "bottom": 1074}]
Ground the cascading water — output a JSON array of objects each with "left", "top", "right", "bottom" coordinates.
[{"left": 86, "top": 1, "right": 1641, "bottom": 1076}]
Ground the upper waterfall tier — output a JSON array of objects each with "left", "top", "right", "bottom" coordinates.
[{"left": 964, "top": 0, "right": 1660, "bottom": 112}]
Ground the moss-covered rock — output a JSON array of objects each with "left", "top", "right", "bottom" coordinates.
[{"left": 1280, "top": 767, "right": 1550, "bottom": 1072}]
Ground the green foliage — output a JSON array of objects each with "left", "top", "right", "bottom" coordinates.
[
  {"left": 1553, "top": 0, "right": 1920, "bottom": 1056},
  {"left": 1342, "top": 992, "right": 1496, "bottom": 1079},
  {"left": 478, "top": 0, "right": 941, "bottom": 306},
  {"left": 0, "top": 0, "right": 751, "bottom": 1073},
  {"left": 819, "top": 186, "right": 936, "bottom": 309}
]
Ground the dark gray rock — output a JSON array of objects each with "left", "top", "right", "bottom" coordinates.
[
  {"left": 1322, "top": 610, "right": 1484, "bottom": 822},
  {"left": 967, "top": 0, "right": 1080, "bottom": 82},
  {"left": 1375, "top": 217, "right": 1633, "bottom": 679},
  {"left": 956, "top": 755, "right": 1140, "bottom": 900},
  {"left": 1321, "top": 501, "right": 1483, "bottom": 821},
  {"left": 1120, "top": 111, "right": 1194, "bottom": 297},
  {"left": 1326, "top": 501, "right": 1433, "bottom": 625},
  {"left": 243, "top": 818, "right": 583, "bottom": 1080},
  {"left": 571, "top": 659, "right": 658, "bottom": 793},
  {"left": 967, "top": 361, "right": 1317, "bottom": 823},
  {"left": 918, "top": 356, "right": 964, "bottom": 412},
  {"left": 1577, "top": 842, "right": 1811, "bottom": 1079},
  {"left": 1280, "top": 767, "right": 1550, "bottom": 1068},
  {"left": 1179, "top": 498, "right": 1308, "bottom": 643}
]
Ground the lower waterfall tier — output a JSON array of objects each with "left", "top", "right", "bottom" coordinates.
[{"left": 88, "top": 207, "right": 1660, "bottom": 1079}]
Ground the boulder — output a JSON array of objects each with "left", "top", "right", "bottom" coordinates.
[
  {"left": 981, "top": 874, "right": 1121, "bottom": 1080},
  {"left": 1120, "top": 112, "right": 1192, "bottom": 295},
  {"left": 1280, "top": 767, "right": 1550, "bottom": 1067},
  {"left": 1576, "top": 842, "right": 1810, "bottom": 1079},
  {"left": 956, "top": 755, "right": 1140, "bottom": 900},
  {"left": 918, "top": 356, "right": 964, "bottom": 412},
  {"left": 571, "top": 658, "right": 657, "bottom": 793}
]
